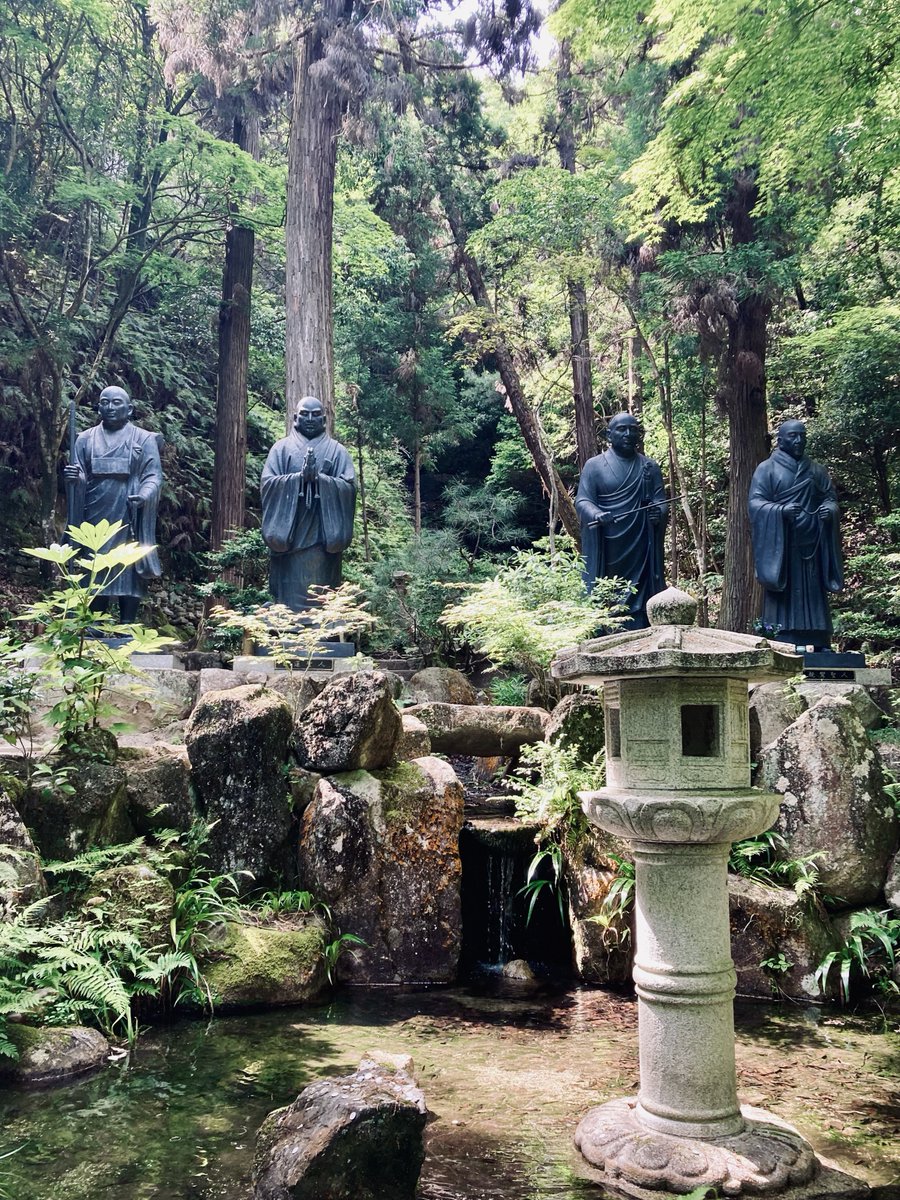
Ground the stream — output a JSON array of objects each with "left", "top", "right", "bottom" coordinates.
[{"left": 1, "top": 986, "right": 898, "bottom": 1199}]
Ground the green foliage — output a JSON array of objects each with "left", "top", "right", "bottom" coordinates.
[
  {"left": 728, "top": 829, "right": 825, "bottom": 909},
  {"left": 816, "top": 909, "right": 900, "bottom": 1005},
  {"left": 11, "top": 522, "right": 173, "bottom": 751},
  {"left": 208, "top": 584, "right": 376, "bottom": 670},
  {"left": 323, "top": 933, "right": 367, "bottom": 986},
  {"left": 440, "top": 537, "right": 627, "bottom": 699},
  {"left": 513, "top": 738, "right": 605, "bottom": 845},
  {"left": 519, "top": 842, "right": 565, "bottom": 927},
  {"left": 488, "top": 675, "right": 529, "bottom": 706},
  {"left": 587, "top": 854, "right": 635, "bottom": 952}
]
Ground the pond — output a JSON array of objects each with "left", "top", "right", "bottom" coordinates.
[{"left": 1, "top": 986, "right": 898, "bottom": 1199}]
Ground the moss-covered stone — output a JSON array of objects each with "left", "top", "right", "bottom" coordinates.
[
  {"left": 18, "top": 760, "right": 133, "bottom": 861},
  {"left": 91, "top": 864, "right": 175, "bottom": 952},
  {"left": 0, "top": 1024, "right": 109, "bottom": 1085},
  {"left": 197, "top": 918, "right": 328, "bottom": 1008}
]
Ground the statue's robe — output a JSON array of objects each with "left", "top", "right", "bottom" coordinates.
[
  {"left": 67, "top": 422, "right": 163, "bottom": 597},
  {"left": 748, "top": 448, "right": 842, "bottom": 647},
  {"left": 260, "top": 430, "right": 356, "bottom": 610},
  {"left": 575, "top": 449, "right": 668, "bottom": 629}
]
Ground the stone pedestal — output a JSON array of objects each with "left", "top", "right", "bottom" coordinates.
[
  {"left": 574, "top": 789, "right": 819, "bottom": 1195},
  {"left": 552, "top": 588, "right": 868, "bottom": 1200}
]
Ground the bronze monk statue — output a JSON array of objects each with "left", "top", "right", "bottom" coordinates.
[
  {"left": 749, "top": 419, "right": 842, "bottom": 650},
  {"left": 63, "top": 385, "right": 163, "bottom": 623},
  {"left": 575, "top": 412, "right": 668, "bottom": 629},
  {"left": 260, "top": 396, "right": 357, "bottom": 611}
]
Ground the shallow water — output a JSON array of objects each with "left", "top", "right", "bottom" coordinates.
[{"left": 0, "top": 987, "right": 898, "bottom": 1199}]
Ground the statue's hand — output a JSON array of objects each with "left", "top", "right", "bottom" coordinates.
[
  {"left": 817, "top": 504, "right": 833, "bottom": 523},
  {"left": 784, "top": 502, "right": 802, "bottom": 522},
  {"left": 592, "top": 509, "right": 615, "bottom": 527},
  {"left": 64, "top": 464, "right": 81, "bottom": 481},
  {"left": 647, "top": 504, "right": 664, "bottom": 525},
  {"left": 127, "top": 494, "right": 144, "bottom": 510}
]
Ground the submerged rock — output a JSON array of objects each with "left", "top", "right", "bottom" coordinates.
[
  {"left": 408, "top": 667, "right": 477, "bottom": 706},
  {"left": 297, "top": 757, "right": 464, "bottom": 984},
  {"left": 197, "top": 918, "right": 328, "bottom": 1008},
  {"left": 0, "top": 1025, "right": 109, "bottom": 1086},
  {"left": 757, "top": 695, "right": 899, "bottom": 908},
  {"left": 293, "top": 672, "right": 401, "bottom": 773},
  {"left": 185, "top": 684, "right": 294, "bottom": 886},
  {"left": 405, "top": 703, "right": 549, "bottom": 757},
  {"left": 253, "top": 1053, "right": 427, "bottom": 1200},
  {"left": 728, "top": 875, "right": 838, "bottom": 1001}
]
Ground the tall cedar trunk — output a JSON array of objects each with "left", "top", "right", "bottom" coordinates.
[
  {"left": 210, "top": 115, "right": 257, "bottom": 563},
  {"left": 413, "top": 442, "right": 422, "bottom": 535},
  {"left": 719, "top": 177, "right": 769, "bottom": 632},
  {"left": 285, "top": 17, "right": 345, "bottom": 431},
  {"left": 556, "top": 40, "right": 597, "bottom": 469}
]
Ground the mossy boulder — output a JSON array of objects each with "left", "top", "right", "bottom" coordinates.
[
  {"left": 757, "top": 695, "right": 899, "bottom": 908},
  {"left": 19, "top": 760, "right": 133, "bottom": 861},
  {"left": 0, "top": 788, "right": 47, "bottom": 916},
  {"left": 0, "top": 1024, "right": 109, "bottom": 1086},
  {"left": 563, "top": 826, "right": 633, "bottom": 986},
  {"left": 728, "top": 875, "right": 838, "bottom": 1001},
  {"left": 124, "top": 747, "right": 197, "bottom": 835},
  {"left": 186, "top": 685, "right": 294, "bottom": 886},
  {"left": 297, "top": 757, "right": 464, "bottom": 984},
  {"left": 545, "top": 692, "right": 605, "bottom": 760},
  {"left": 253, "top": 1053, "right": 427, "bottom": 1200},
  {"left": 405, "top": 702, "right": 549, "bottom": 757},
  {"left": 90, "top": 864, "right": 175, "bottom": 952},
  {"left": 196, "top": 918, "right": 328, "bottom": 1008},
  {"left": 293, "top": 672, "right": 401, "bottom": 773},
  {"left": 408, "top": 667, "right": 477, "bottom": 705}
]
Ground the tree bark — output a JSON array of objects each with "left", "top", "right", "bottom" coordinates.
[
  {"left": 718, "top": 177, "right": 769, "bottom": 632},
  {"left": 210, "top": 114, "right": 257, "bottom": 563},
  {"left": 285, "top": 14, "right": 346, "bottom": 431},
  {"left": 556, "top": 40, "right": 597, "bottom": 469}
]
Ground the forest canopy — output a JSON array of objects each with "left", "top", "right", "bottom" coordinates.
[{"left": 1, "top": 0, "right": 899, "bottom": 656}]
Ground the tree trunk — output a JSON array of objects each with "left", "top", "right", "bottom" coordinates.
[
  {"left": 285, "top": 18, "right": 344, "bottom": 431},
  {"left": 556, "top": 40, "right": 597, "bottom": 469},
  {"left": 210, "top": 116, "right": 257, "bottom": 564},
  {"left": 719, "top": 174, "right": 770, "bottom": 633},
  {"left": 413, "top": 441, "right": 422, "bottom": 535}
]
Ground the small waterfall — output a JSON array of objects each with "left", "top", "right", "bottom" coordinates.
[{"left": 459, "top": 817, "right": 573, "bottom": 979}]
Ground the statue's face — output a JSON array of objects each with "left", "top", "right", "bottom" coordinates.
[
  {"left": 608, "top": 416, "right": 641, "bottom": 458},
  {"left": 777, "top": 422, "right": 806, "bottom": 461},
  {"left": 98, "top": 389, "right": 133, "bottom": 429},
  {"left": 294, "top": 398, "right": 325, "bottom": 439}
]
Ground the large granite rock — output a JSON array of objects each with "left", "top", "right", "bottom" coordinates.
[
  {"left": 105, "top": 667, "right": 198, "bottom": 731},
  {"left": 254, "top": 1053, "right": 427, "bottom": 1200},
  {"left": 186, "top": 684, "right": 294, "bottom": 885},
  {"left": 545, "top": 692, "right": 605, "bottom": 760},
  {"left": 408, "top": 667, "right": 477, "bottom": 706},
  {"left": 748, "top": 682, "right": 805, "bottom": 758},
  {"left": 405, "top": 703, "right": 549, "bottom": 757},
  {"left": 197, "top": 919, "right": 328, "bottom": 1008},
  {"left": 728, "top": 875, "right": 838, "bottom": 1001},
  {"left": 757, "top": 696, "right": 899, "bottom": 908},
  {"left": 395, "top": 713, "right": 431, "bottom": 761},
  {"left": 124, "top": 747, "right": 196, "bottom": 834},
  {"left": 0, "top": 1025, "right": 109, "bottom": 1085},
  {"left": 19, "top": 760, "right": 133, "bottom": 861},
  {"left": 0, "top": 788, "right": 46, "bottom": 916},
  {"left": 91, "top": 864, "right": 175, "bottom": 952},
  {"left": 885, "top": 849, "right": 900, "bottom": 912},
  {"left": 563, "top": 827, "right": 632, "bottom": 985},
  {"left": 293, "top": 673, "right": 401, "bottom": 773},
  {"left": 297, "top": 757, "right": 463, "bottom": 984}
]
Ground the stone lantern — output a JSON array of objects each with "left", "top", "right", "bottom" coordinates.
[{"left": 552, "top": 588, "right": 854, "bottom": 1198}]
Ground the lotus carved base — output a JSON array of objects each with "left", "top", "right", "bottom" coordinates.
[{"left": 575, "top": 1098, "right": 818, "bottom": 1197}]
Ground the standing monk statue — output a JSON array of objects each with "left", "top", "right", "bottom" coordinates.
[
  {"left": 749, "top": 419, "right": 842, "bottom": 650},
  {"left": 260, "top": 396, "right": 357, "bottom": 611},
  {"left": 575, "top": 412, "right": 668, "bottom": 629},
  {"left": 63, "top": 385, "right": 163, "bottom": 623}
]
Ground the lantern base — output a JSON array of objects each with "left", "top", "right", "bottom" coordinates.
[{"left": 575, "top": 1098, "right": 822, "bottom": 1197}]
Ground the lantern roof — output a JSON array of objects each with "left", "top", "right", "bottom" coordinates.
[{"left": 551, "top": 588, "right": 802, "bottom": 684}]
